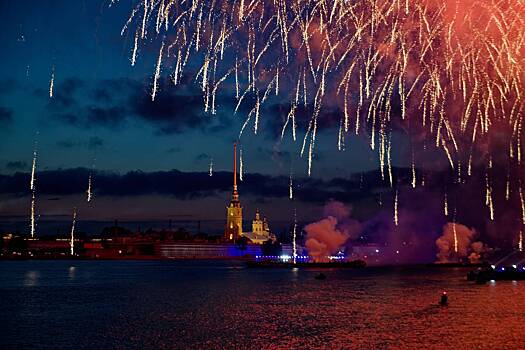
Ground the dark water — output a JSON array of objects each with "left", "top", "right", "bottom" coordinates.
[{"left": 1, "top": 261, "right": 524, "bottom": 349}]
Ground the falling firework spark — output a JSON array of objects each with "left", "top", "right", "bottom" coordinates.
[
  {"left": 151, "top": 41, "right": 164, "bottom": 101},
  {"left": 453, "top": 222, "right": 458, "bottom": 254},
  {"left": 453, "top": 208, "right": 458, "bottom": 253},
  {"left": 292, "top": 208, "right": 297, "bottom": 265},
  {"left": 519, "top": 230, "right": 523, "bottom": 252},
  {"left": 239, "top": 147, "right": 244, "bottom": 181},
  {"left": 87, "top": 174, "right": 93, "bottom": 203},
  {"left": 30, "top": 191, "right": 36, "bottom": 238},
  {"left": 122, "top": 0, "right": 525, "bottom": 226},
  {"left": 289, "top": 173, "right": 293, "bottom": 200},
  {"left": 49, "top": 67, "right": 55, "bottom": 98},
  {"left": 444, "top": 192, "right": 448, "bottom": 217},
  {"left": 209, "top": 158, "right": 213, "bottom": 176},
  {"left": 29, "top": 138, "right": 38, "bottom": 238},
  {"left": 70, "top": 208, "right": 77, "bottom": 256},
  {"left": 394, "top": 189, "right": 399, "bottom": 226},
  {"left": 30, "top": 145, "right": 37, "bottom": 192}
]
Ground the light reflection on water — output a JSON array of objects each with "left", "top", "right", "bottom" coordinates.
[
  {"left": 23, "top": 270, "right": 39, "bottom": 287},
  {"left": 1, "top": 261, "right": 525, "bottom": 349}
]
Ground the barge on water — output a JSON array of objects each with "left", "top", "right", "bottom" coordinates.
[
  {"left": 467, "top": 265, "right": 525, "bottom": 284},
  {"left": 246, "top": 259, "right": 366, "bottom": 268}
]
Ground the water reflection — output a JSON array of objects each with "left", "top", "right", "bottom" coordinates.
[
  {"left": 2, "top": 262, "right": 525, "bottom": 349},
  {"left": 68, "top": 266, "right": 76, "bottom": 280},
  {"left": 23, "top": 270, "right": 39, "bottom": 287}
]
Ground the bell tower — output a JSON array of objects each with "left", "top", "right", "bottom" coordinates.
[{"left": 224, "top": 143, "right": 243, "bottom": 242}]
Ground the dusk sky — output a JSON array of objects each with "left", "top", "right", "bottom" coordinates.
[
  {"left": 0, "top": 1, "right": 400, "bottom": 223},
  {"left": 0, "top": 0, "right": 521, "bottom": 252}
]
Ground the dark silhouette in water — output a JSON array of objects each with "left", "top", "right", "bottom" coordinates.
[
  {"left": 439, "top": 292, "right": 448, "bottom": 306},
  {"left": 315, "top": 273, "right": 326, "bottom": 280}
]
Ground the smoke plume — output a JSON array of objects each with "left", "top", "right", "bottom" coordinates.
[
  {"left": 305, "top": 201, "right": 361, "bottom": 261},
  {"left": 435, "top": 222, "right": 484, "bottom": 263}
]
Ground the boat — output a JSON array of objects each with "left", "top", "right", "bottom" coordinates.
[
  {"left": 246, "top": 259, "right": 366, "bottom": 268},
  {"left": 315, "top": 273, "right": 327, "bottom": 280},
  {"left": 467, "top": 266, "right": 525, "bottom": 284}
]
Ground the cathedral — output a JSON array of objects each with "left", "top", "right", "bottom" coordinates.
[
  {"left": 224, "top": 143, "right": 243, "bottom": 242},
  {"left": 224, "top": 143, "right": 273, "bottom": 244},
  {"left": 242, "top": 209, "right": 275, "bottom": 244}
]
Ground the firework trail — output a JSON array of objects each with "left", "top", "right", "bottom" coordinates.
[
  {"left": 289, "top": 173, "right": 293, "bottom": 200},
  {"left": 209, "top": 157, "right": 213, "bottom": 176},
  {"left": 444, "top": 192, "right": 448, "bottom": 217},
  {"left": 453, "top": 209, "right": 458, "bottom": 253},
  {"left": 30, "top": 144, "right": 37, "bottom": 192},
  {"left": 29, "top": 138, "right": 38, "bottom": 238},
  {"left": 519, "top": 230, "right": 523, "bottom": 252},
  {"left": 87, "top": 173, "right": 93, "bottom": 202},
  {"left": 151, "top": 41, "right": 164, "bottom": 101},
  {"left": 292, "top": 208, "right": 297, "bottom": 265},
  {"left": 49, "top": 67, "right": 55, "bottom": 98},
  {"left": 120, "top": 0, "right": 525, "bottom": 225},
  {"left": 86, "top": 160, "right": 95, "bottom": 203},
  {"left": 394, "top": 188, "right": 399, "bottom": 226},
  {"left": 30, "top": 191, "right": 36, "bottom": 238},
  {"left": 239, "top": 147, "right": 244, "bottom": 181},
  {"left": 70, "top": 207, "right": 77, "bottom": 255}
]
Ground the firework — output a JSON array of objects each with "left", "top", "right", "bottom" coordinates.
[
  {"left": 239, "top": 147, "right": 244, "bottom": 181},
  {"left": 289, "top": 173, "right": 293, "bottom": 200},
  {"left": 70, "top": 207, "right": 77, "bottom": 255},
  {"left": 151, "top": 41, "right": 164, "bottom": 101},
  {"left": 292, "top": 208, "right": 297, "bottom": 265},
  {"left": 87, "top": 174, "right": 93, "bottom": 202},
  {"left": 209, "top": 158, "right": 213, "bottom": 176},
  {"left": 444, "top": 192, "right": 448, "bottom": 217},
  {"left": 453, "top": 222, "right": 458, "bottom": 254},
  {"left": 121, "top": 0, "right": 525, "bottom": 225},
  {"left": 49, "top": 67, "right": 55, "bottom": 98},
  {"left": 30, "top": 191, "right": 36, "bottom": 238},
  {"left": 29, "top": 138, "right": 38, "bottom": 238},
  {"left": 453, "top": 209, "right": 458, "bottom": 253},
  {"left": 394, "top": 188, "right": 399, "bottom": 226}
]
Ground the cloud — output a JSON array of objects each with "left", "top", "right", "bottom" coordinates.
[
  {"left": 0, "top": 167, "right": 380, "bottom": 203},
  {"left": 166, "top": 146, "right": 182, "bottom": 154},
  {"left": 127, "top": 78, "right": 234, "bottom": 134},
  {"left": 5, "top": 161, "right": 27, "bottom": 171},
  {"left": 88, "top": 136, "right": 104, "bottom": 150},
  {"left": 55, "top": 136, "right": 105, "bottom": 150},
  {"left": 45, "top": 77, "right": 235, "bottom": 135},
  {"left": 194, "top": 153, "right": 211, "bottom": 162},
  {"left": 0, "top": 106, "right": 13, "bottom": 125}
]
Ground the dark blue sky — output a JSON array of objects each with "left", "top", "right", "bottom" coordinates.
[
  {"left": 0, "top": 0, "right": 403, "bottom": 225},
  {"left": 1, "top": 0, "right": 515, "bottom": 252},
  {"left": 0, "top": 0, "right": 397, "bottom": 177}
]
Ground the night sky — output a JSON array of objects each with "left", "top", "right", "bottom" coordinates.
[
  {"left": 0, "top": 0, "right": 521, "bottom": 256},
  {"left": 0, "top": 1, "right": 388, "bottom": 217}
]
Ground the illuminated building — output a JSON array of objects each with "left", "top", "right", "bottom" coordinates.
[
  {"left": 243, "top": 209, "right": 274, "bottom": 244},
  {"left": 224, "top": 143, "right": 243, "bottom": 242}
]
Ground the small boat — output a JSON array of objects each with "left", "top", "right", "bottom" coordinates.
[
  {"left": 439, "top": 292, "right": 448, "bottom": 306},
  {"left": 315, "top": 273, "right": 326, "bottom": 280}
]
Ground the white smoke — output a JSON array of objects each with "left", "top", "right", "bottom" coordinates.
[
  {"left": 305, "top": 201, "right": 361, "bottom": 262},
  {"left": 435, "top": 222, "right": 486, "bottom": 263}
]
